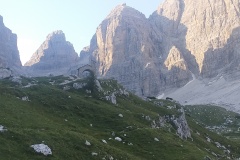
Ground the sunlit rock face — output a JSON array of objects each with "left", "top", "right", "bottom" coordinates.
[
  {"left": 147, "top": 0, "right": 240, "bottom": 111},
  {"left": 0, "top": 15, "right": 22, "bottom": 78},
  {"left": 151, "top": 0, "right": 240, "bottom": 78},
  {"left": 83, "top": 0, "right": 240, "bottom": 97},
  {"left": 25, "top": 30, "right": 78, "bottom": 76},
  {"left": 87, "top": 4, "right": 191, "bottom": 96}
]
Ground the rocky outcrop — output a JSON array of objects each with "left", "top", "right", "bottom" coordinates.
[
  {"left": 0, "top": 15, "right": 22, "bottom": 78},
  {"left": 151, "top": 108, "right": 191, "bottom": 140},
  {"left": 151, "top": 116, "right": 166, "bottom": 128},
  {"left": 73, "top": 82, "right": 87, "bottom": 89},
  {"left": 105, "top": 93, "right": 117, "bottom": 105},
  {"left": 173, "top": 108, "right": 191, "bottom": 140},
  {"left": 87, "top": 4, "right": 191, "bottom": 96},
  {"left": 0, "top": 68, "right": 12, "bottom": 79},
  {"left": 25, "top": 30, "right": 78, "bottom": 76}
]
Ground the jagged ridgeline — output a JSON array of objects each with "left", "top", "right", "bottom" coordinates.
[{"left": 0, "top": 76, "right": 240, "bottom": 159}]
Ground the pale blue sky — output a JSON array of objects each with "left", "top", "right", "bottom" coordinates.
[{"left": 0, "top": 0, "right": 163, "bottom": 64}]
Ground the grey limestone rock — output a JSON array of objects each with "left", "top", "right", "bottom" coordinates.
[
  {"left": 86, "top": 4, "right": 192, "bottom": 97},
  {"left": 151, "top": 116, "right": 166, "bottom": 128},
  {"left": 0, "top": 68, "right": 12, "bottom": 79},
  {"left": 73, "top": 82, "right": 86, "bottom": 89},
  {"left": 24, "top": 30, "right": 78, "bottom": 76},
  {"left": 79, "top": 46, "right": 91, "bottom": 64},
  {"left": 85, "top": 0, "right": 240, "bottom": 98},
  {"left": 11, "top": 76, "right": 22, "bottom": 84},
  {"left": 173, "top": 108, "right": 191, "bottom": 140},
  {"left": 30, "top": 143, "right": 52, "bottom": 156},
  {"left": 105, "top": 93, "right": 117, "bottom": 104},
  {"left": 151, "top": 0, "right": 240, "bottom": 78},
  {"left": 22, "top": 96, "right": 30, "bottom": 101},
  {"left": 0, "top": 15, "right": 22, "bottom": 78},
  {"left": 95, "top": 79, "right": 103, "bottom": 92}
]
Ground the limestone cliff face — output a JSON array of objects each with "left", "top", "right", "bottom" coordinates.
[
  {"left": 25, "top": 30, "right": 78, "bottom": 76},
  {"left": 84, "top": 0, "right": 240, "bottom": 96},
  {"left": 79, "top": 46, "right": 91, "bottom": 64},
  {"left": 0, "top": 15, "right": 22, "bottom": 78},
  {"left": 151, "top": 0, "right": 240, "bottom": 78},
  {"left": 164, "top": 46, "right": 191, "bottom": 87},
  {"left": 87, "top": 4, "right": 191, "bottom": 96}
]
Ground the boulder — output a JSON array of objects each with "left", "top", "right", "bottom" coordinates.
[{"left": 30, "top": 144, "right": 52, "bottom": 156}]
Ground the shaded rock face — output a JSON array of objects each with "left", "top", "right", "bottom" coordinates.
[
  {"left": 88, "top": 4, "right": 191, "bottom": 96},
  {"left": 25, "top": 30, "right": 78, "bottom": 76},
  {"left": 151, "top": 0, "right": 240, "bottom": 78},
  {"left": 0, "top": 15, "right": 22, "bottom": 78}
]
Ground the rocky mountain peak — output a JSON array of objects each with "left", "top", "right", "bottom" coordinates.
[
  {"left": 24, "top": 30, "right": 78, "bottom": 76},
  {"left": 150, "top": 0, "right": 185, "bottom": 37},
  {"left": 46, "top": 30, "right": 66, "bottom": 42},
  {"left": 106, "top": 3, "right": 145, "bottom": 20},
  {"left": 87, "top": 0, "right": 240, "bottom": 97},
  {"left": 86, "top": 2, "right": 193, "bottom": 97},
  {"left": 156, "top": 0, "right": 184, "bottom": 16}
]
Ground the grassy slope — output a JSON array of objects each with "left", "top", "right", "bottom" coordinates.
[
  {"left": 185, "top": 105, "right": 240, "bottom": 141},
  {"left": 0, "top": 76, "right": 239, "bottom": 159}
]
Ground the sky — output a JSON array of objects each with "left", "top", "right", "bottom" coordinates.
[{"left": 0, "top": 0, "right": 163, "bottom": 64}]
